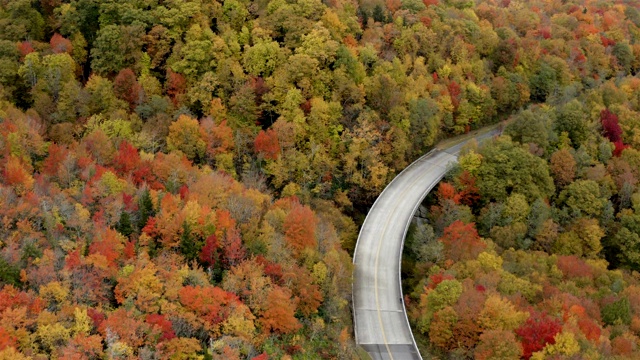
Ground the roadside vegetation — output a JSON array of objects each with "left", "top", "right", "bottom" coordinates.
[{"left": 2, "top": 0, "right": 640, "bottom": 358}]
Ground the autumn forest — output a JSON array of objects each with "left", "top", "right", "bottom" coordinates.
[{"left": 2, "top": 0, "right": 640, "bottom": 358}]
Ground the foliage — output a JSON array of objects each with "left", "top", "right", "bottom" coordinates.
[{"left": 5, "top": 0, "right": 640, "bottom": 357}]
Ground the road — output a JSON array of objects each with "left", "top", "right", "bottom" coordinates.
[{"left": 352, "top": 129, "right": 500, "bottom": 360}]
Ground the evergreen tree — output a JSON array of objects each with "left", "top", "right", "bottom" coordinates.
[
  {"left": 116, "top": 211, "right": 133, "bottom": 237},
  {"left": 137, "top": 189, "right": 155, "bottom": 231},
  {"left": 372, "top": 5, "right": 386, "bottom": 23}
]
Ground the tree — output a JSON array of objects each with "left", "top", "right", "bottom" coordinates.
[
  {"left": 477, "top": 294, "right": 528, "bottom": 331},
  {"left": 439, "top": 220, "right": 486, "bottom": 262},
  {"left": 615, "top": 227, "right": 640, "bottom": 269},
  {"left": 505, "top": 108, "right": 551, "bottom": 151},
  {"left": 179, "top": 222, "right": 202, "bottom": 262},
  {"left": 254, "top": 129, "right": 280, "bottom": 160},
  {"left": 558, "top": 180, "right": 605, "bottom": 217},
  {"left": 417, "top": 279, "right": 463, "bottom": 334},
  {"left": 3, "top": 156, "right": 34, "bottom": 196},
  {"left": 166, "top": 115, "right": 206, "bottom": 162},
  {"left": 113, "top": 141, "right": 140, "bottom": 176},
  {"left": 549, "top": 148, "right": 576, "bottom": 188},
  {"left": 515, "top": 312, "right": 561, "bottom": 360},
  {"left": 429, "top": 306, "right": 458, "bottom": 350},
  {"left": 283, "top": 201, "right": 318, "bottom": 254},
  {"left": 199, "top": 234, "right": 219, "bottom": 269},
  {"left": 146, "top": 314, "right": 176, "bottom": 342},
  {"left": 115, "top": 211, "right": 133, "bottom": 237},
  {"left": 372, "top": 5, "right": 386, "bottom": 23},
  {"left": 137, "top": 189, "right": 155, "bottom": 231},
  {"left": 260, "top": 286, "right": 301, "bottom": 334},
  {"left": 222, "top": 228, "right": 246, "bottom": 268},
  {"left": 50, "top": 33, "right": 73, "bottom": 54},
  {"left": 171, "top": 24, "right": 224, "bottom": 82},
  {"left": 243, "top": 40, "right": 285, "bottom": 77},
  {"left": 476, "top": 136, "right": 555, "bottom": 202},
  {"left": 90, "top": 25, "right": 125, "bottom": 75},
  {"left": 143, "top": 25, "right": 172, "bottom": 70},
  {"left": 165, "top": 69, "right": 186, "bottom": 106},
  {"left": 613, "top": 42, "right": 634, "bottom": 73},
  {"left": 530, "top": 62, "right": 557, "bottom": 102},
  {"left": 601, "top": 109, "right": 622, "bottom": 143},
  {"left": 408, "top": 98, "right": 439, "bottom": 153},
  {"left": 113, "top": 68, "right": 142, "bottom": 110},
  {"left": 601, "top": 297, "right": 632, "bottom": 326},
  {"left": 475, "top": 330, "right": 523, "bottom": 360},
  {"left": 555, "top": 99, "right": 589, "bottom": 146}
]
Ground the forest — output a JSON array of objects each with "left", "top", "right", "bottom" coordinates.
[
  {"left": 2, "top": 0, "right": 640, "bottom": 358},
  {"left": 394, "top": 0, "right": 640, "bottom": 358}
]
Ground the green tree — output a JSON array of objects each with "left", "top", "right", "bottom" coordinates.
[
  {"left": 179, "top": 222, "right": 202, "bottom": 261},
  {"left": 530, "top": 62, "right": 557, "bottom": 102},
  {"left": 476, "top": 136, "right": 555, "bottom": 202},
  {"left": 601, "top": 297, "right": 632, "bottom": 326},
  {"left": 242, "top": 40, "right": 286, "bottom": 77},
  {"left": 613, "top": 42, "right": 634, "bottom": 74},
  {"left": 555, "top": 99, "right": 590, "bottom": 146},
  {"left": 91, "top": 25, "right": 125, "bottom": 75},
  {"left": 558, "top": 179, "right": 605, "bottom": 218},
  {"left": 116, "top": 212, "right": 133, "bottom": 237},
  {"left": 171, "top": 24, "right": 226, "bottom": 82},
  {"left": 408, "top": 98, "right": 439, "bottom": 154},
  {"left": 137, "top": 189, "right": 155, "bottom": 230}
]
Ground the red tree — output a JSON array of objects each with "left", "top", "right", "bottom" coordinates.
[
  {"left": 18, "top": 41, "right": 34, "bottom": 59},
  {"left": 0, "top": 327, "right": 16, "bottom": 350},
  {"left": 42, "top": 143, "right": 68, "bottom": 177},
  {"left": 113, "top": 141, "right": 140, "bottom": 176},
  {"left": 283, "top": 201, "right": 318, "bottom": 254},
  {"left": 578, "top": 318, "right": 601, "bottom": 342},
  {"left": 601, "top": 109, "right": 622, "bottom": 143},
  {"left": 439, "top": 221, "right": 486, "bottom": 262},
  {"left": 114, "top": 68, "right": 142, "bottom": 110},
  {"left": 88, "top": 228, "right": 124, "bottom": 268},
  {"left": 146, "top": 314, "right": 176, "bottom": 342},
  {"left": 457, "top": 171, "right": 480, "bottom": 206},
  {"left": 199, "top": 234, "right": 219, "bottom": 268},
  {"left": 447, "top": 81, "right": 462, "bottom": 109},
  {"left": 179, "top": 285, "right": 237, "bottom": 326},
  {"left": 166, "top": 69, "right": 186, "bottom": 106},
  {"left": 254, "top": 129, "right": 280, "bottom": 160},
  {"left": 222, "top": 228, "right": 246, "bottom": 267},
  {"left": 256, "top": 255, "right": 283, "bottom": 285},
  {"left": 557, "top": 256, "right": 593, "bottom": 280},
  {"left": 50, "top": 33, "right": 73, "bottom": 54},
  {"left": 437, "top": 182, "right": 459, "bottom": 204},
  {"left": 515, "top": 311, "right": 562, "bottom": 359}
]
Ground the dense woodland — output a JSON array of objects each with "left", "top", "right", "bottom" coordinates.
[
  {"left": 403, "top": 1, "right": 640, "bottom": 357},
  {"left": 2, "top": 0, "right": 640, "bottom": 358}
]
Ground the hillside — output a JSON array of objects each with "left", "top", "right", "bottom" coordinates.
[{"left": 2, "top": 0, "right": 640, "bottom": 358}]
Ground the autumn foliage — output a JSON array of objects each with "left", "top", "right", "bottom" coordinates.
[
  {"left": 283, "top": 200, "right": 318, "bottom": 254},
  {"left": 254, "top": 128, "right": 280, "bottom": 160},
  {"left": 515, "top": 312, "right": 562, "bottom": 359},
  {"left": 439, "top": 220, "right": 485, "bottom": 262},
  {"left": 6, "top": 0, "right": 640, "bottom": 357}
]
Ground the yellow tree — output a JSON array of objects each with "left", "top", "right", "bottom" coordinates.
[{"left": 167, "top": 115, "right": 206, "bottom": 162}]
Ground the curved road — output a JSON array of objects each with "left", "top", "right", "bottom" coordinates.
[{"left": 352, "top": 129, "right": 500, "bottom": 360}]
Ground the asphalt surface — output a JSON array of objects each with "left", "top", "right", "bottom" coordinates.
[{"left": 352, "top": 129, "right": 500, "bottom": 360}]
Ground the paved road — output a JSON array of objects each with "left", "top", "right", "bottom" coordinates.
[{"left": 352, "top": 129, "right": 500, "bottom": 360}]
